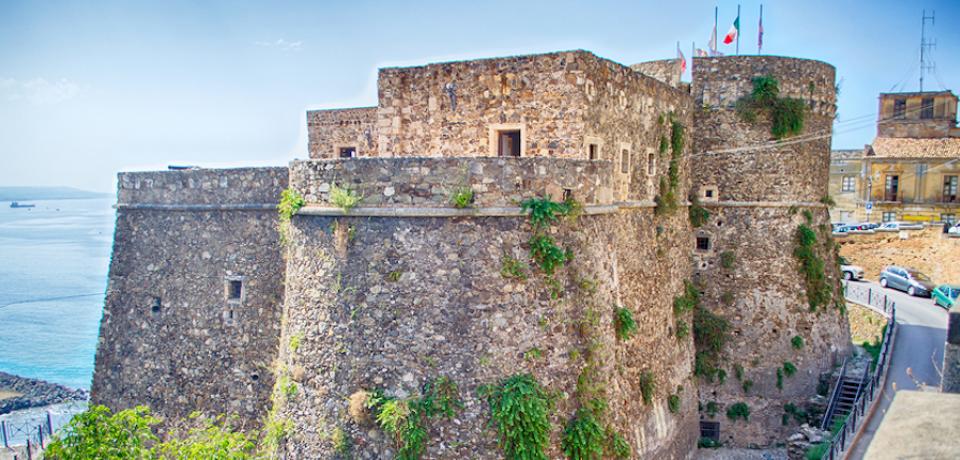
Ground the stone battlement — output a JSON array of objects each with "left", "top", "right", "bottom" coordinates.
[
  {"left": 290, "top": 157, "right": 616, "bottom": 209},
  {"left": 117, "top": 167, "right": 288, "bottom": 206}
]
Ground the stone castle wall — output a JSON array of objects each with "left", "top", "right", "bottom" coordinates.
[
  {"left": 690, "top": 56, "right": 851, "bottom": 446},
  {"left": 307, "top": 107, "right": 378, "bottom": 159},
  {"left": 270, "top": 157, "right": 699, "bottom": 458},
  {"left": 91, "top": 167, "right": 288, "bottom": 428},
  {"left": 290, "top": 157, "right": 616, "bottom": 208},
  {"left": 630, "top": 58, "right": 683, "bottom": 88}
]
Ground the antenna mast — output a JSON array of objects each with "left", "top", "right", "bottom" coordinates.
[{"left": 920, "top": 10, "right": 935, "bottom": 92}]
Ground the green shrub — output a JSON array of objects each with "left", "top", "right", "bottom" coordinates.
[
  {"left": 481, "top": 374, "right": 553, "bottom": 460},
  {"left": 153, "top": 413, "right": 258, "bottom": 459},
  {"left": 330, "top": 184, "right": 362, "bottom": 211},
  {"left": 45, "top": 405, "right": 159, "bottom": 460},
  {"left": 719, "top": 251, "right": 736, "bottom": 269},
  {"left": 500, "top": 254, "right": 528, "bottom": 280},
  {"left": 698, "top": 437, "right": 722, "bottom": 448},
  {"left": 794, "top": 224, "right": 833, "bottom": 311},
  {"left": 667, "top": 394, "right": 681, "bottom": 413},
  {"left": 561, "top": 408, "right": 605, "bottom": 460},
  {"left": 776, "top": 368, "right": 784, "bottom": 390},
  {"left": 673, "top": 280, "right": 700, "bottom": 314},
  {"left": 805, "top": 442, "right": 830, "bottom": 460},
  {"left": 675, "top": 319, "right": 690, "bottom": 339},
  {"left": 278, "top": 188, "right": 305, "bottom": 222},
  {"left": 734, "top": 364, "right": 744, "bottom": 381},
  {"left": 791, "top": 335, "right": 805, "bottom": 350},
  {"left": 735, "top": 76, "right": 806, "bottom": 139},
  {"left": 607, "top": 430, "right": 631, "bottom": 459},
  {"left": 726, "top": 402, "right": 750, "bottom": 421},
  {"left": 639, "top": 371, "right": 656, "bottom": 405},
  {"left": 694, "top": 306, "right": 730, "bottom": 382},
  {"left": 689, "top": 197, "right": 710, "bottom": 228},
  {"left": 742, "top": 380, "right": 754, "bottom": 394},
  {"left": 783, "top": 361, "right": 798, "bottom": 377},
  {"left": 614, "top": 307, "right": 638, "bottom": 341},
  {"left": 521, "top": 196, "right": 573, "bottom": 230},
  {"left": 450, "top": 187, "right": 475, "bottom": 209},
  {"left": 419, "top": 376, "right": 463, "bottom": 418},
  {"left": 705, "top": 401, "right": 719, "bottom": 418},
  {"left": 528, "top": 234, "right": 569, "bottom": 275},
  {"left": 366, "top": 377, "right": 463, "bottom": 460},
  {"left": 289, "top": 333, "right": 303, "bottom": 353}
]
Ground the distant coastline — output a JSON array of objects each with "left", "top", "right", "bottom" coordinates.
[
  {"left": 0, "top": 186, "right": 110, "bottom": 202},
  {"left": 0, "top": 371, "right": 88, "bottom": 415}
]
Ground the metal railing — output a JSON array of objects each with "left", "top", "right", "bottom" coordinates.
[
  {"left": 1, "top": 401, "right": 87, "bottom": 459},
  {"left": 818, "top": 283, "right": 897, "bottom": 460}
]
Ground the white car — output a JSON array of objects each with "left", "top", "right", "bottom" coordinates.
[
  {"left": 839, "top": 257, "right": 865, "bottom": 281},
  {"left": 879, "top": 221, "right": 923, "bottom": 231},
  {"left": 949, "top": 222, "right": 960, "bottom": 235}
]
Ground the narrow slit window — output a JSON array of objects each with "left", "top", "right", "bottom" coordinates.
[
  {"left": 497, "top": 130, "right": 521, "bottom": 157},
  {"left": 339, "top": 146, "right": 357, "bottom": 158},
  {"left": 647, "top": 153, "right": 656, "bottom": 176},
  {"left": 620, "top": 149, "right": 630, "bottom": 174},
  {"left": 588, "top": 144, "right": 599, "bottom": 160}
]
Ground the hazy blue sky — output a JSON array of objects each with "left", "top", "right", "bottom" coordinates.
[{"left": 1, "top": 0, "right": 957, "bottom": 192}]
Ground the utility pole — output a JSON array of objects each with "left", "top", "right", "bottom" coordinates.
[{"left": 920, "top": 10, "right": 935, "bottom": 92}]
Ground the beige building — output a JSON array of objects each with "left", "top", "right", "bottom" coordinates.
[
  {"left": 829, "top": 149, "right": 864, "bottom": 223},
  {"left": 837, "top": 90, "right": 960, "bottom": 224}
]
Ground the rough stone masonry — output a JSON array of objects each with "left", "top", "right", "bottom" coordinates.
[{"left": 91, "top": 50, "right": 851, "bottom": 458}]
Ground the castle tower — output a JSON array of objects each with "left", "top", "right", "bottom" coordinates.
[{"left": 690, "top": 56, "right": 851, "bottom": 446}]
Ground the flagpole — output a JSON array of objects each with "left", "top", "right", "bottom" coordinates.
[
  {"left": 714, "top": 6, "right": 718, "bottom": 56},
  {"left": 737, "top": 4, "right": 740, "bottom": 56},
  {"left": 692, "top": 41, "right": 695, "bottom": 76},
  {"left": 758, "top": 4, "right": 763, "bottom": 54}
]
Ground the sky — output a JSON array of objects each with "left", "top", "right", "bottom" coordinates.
[{"left": 1, "top": 0, "right": 958, "bottom": 192}]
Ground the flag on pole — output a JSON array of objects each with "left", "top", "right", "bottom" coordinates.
[
  {"left": 695, "top": 48, "right": 709, "bottom": 57},
  {"left": 758, "top": 6, "right": 764, "bottom": 53},
  {"left": 677, "top": 43, "right": 687, "bottom": 73},
  {"left": 708, "top": 25, "right": 717, "bottom": 54},
  {"left": 723, "top": 14, "right": 740, "bottom": 44}
]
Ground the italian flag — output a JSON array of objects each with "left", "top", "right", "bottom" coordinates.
[{"left": 723, "top": 15, "right": 740, "bottom": 44}]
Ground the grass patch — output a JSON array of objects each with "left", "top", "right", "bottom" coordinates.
[
  {"left": 449, "top": 187, "right": 475, "bottom": 209},
  {"left": 735, "top": 75, "right": 806, "bottom": 139},
  {"left": 330, "top": 184, "right": 362, "bottom": 211},
  {"left": 614, "top": 307, "right": 638, "bottom": 341}
]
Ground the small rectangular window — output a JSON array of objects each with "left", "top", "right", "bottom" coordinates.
[
  {"left": 920, "top": 98, "right": 934, "bottom": 119},
  {"left": 884, "top": 175, "right": 899, "bottom": 201},
  {"left": 588, "top": 144, "right": 599, "bottom": 160},
  {"left": 497, "top": 130, "right": 521, "bottom": 157},
  {"left": 620, "top": 149, "right": 630, "bottom": 174},
  {"left": 882, "top": 212, "right": 896, "bottom": 223},
  {"left": 696, "top": 236, "right": 710, "bottom": 251},
  {"left": 647, "top": 153, "right": 656, "bottom": 176},
  {"left": 841, "top": 176, "right": 855, "bottom": 192},
  {"left": 228, "top": 279, "right": 243, "bottom": 300},
  {"left": 705, "top": 190, "right": 714, "bottom": 198},
  {"left": 943, "top": 176, "right": 958, "bottom": 203},
  {"left": 339, "top": 147, "right": 356, "bottom": 158},
  {"left": 893, "top": 99, "right": 906, "bottom": 119}
]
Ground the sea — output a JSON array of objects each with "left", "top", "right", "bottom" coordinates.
[{"left": 0, "top": 197, "right": 114, "bottom": 390}]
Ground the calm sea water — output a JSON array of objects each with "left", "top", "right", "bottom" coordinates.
[{"left": 0, "top": 197, "right": 114, "bottom": 390}]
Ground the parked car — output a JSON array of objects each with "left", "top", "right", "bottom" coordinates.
[
  {"left": 838, "top": 256, "right": 864, "bottom": 281},
  {"left": 933, "top": 285, "right": 960, "bottom": 309},
  {"left": 879, "top": 221, "right": 924, "bottom": 231},
  {"left": 879, "top": 265, "right": 935, "bottom": 297},
  {"left": 948, "top": 222, "right": 960, "bottom": 235}
]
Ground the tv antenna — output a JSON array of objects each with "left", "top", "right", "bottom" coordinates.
[{"left": 920, "top": 10, "right": 935, "bottom": 92}]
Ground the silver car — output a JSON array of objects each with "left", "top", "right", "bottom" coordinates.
[
  {"left": 879, "top": 265, "right": 935, "bottom": 297},
  {"left": 839, "top": 257, "right": 864, "bottom": 281}
]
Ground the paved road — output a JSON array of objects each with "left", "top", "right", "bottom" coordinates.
[{"left": 846, "top": 279, "right": 948, "bottom": 459}]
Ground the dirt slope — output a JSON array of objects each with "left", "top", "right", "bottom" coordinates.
[{"left": 838, "top": 227, "right": 960, "bottom": 285}]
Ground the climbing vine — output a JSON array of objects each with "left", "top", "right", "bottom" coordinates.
[
  {"left": 519, "top": 196, "right": 578, "bottom": 294},
  {"left": 655, "top": 117, "right": 686, "bottom": 215},
  {"left": 793, "top": 223, "right": 832, "bottom": 311},
  {"left": 735, "top": 75, "right": 806, "bottom": 139},
  {"left": 693, "top": 303, "right": 731, "bottom": 382}
]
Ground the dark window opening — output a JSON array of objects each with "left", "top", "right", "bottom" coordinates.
[
  {"left": 563, "top": 189, "right": 573, "bottom": 202},
  {"left": 497, "top": 130, "right": 521, "bottom": 157},
  {"left": 893, "top": 99, "right": 906, "bottom": 119},
  {"left": 251, "top": 373, "right": 260, "bottom": 381},
  {"left": 920, "top": 98, "right": 934, "bottom": 119},
  {"left": 705, "top": 189, "right": 714, "bottom": 198},
  {"left": 696, "top": 236, "right": 711, "bottom": 251},
  {"left": 228, "top": 309, "right": 234, "bottom": 320},
  {"left": 943, "top": 176, "right": 958, "bottom": 203},
  {"left": 700, "top": 421, "right": 720, "bottom": 441},
  {"left": 150, "top": 297, "right": 161, "bottom": 314},
  {"left": 228, "top": 280, "right": 243, "bottom": 300},
  {"left": 339, "top": 147, "right": 356, "bottom": 158},
  {"left": 621, "top": 149, "right": 630, "bottom": 174},
  {"left": 588, "top": 144, "right": 599, "bottom": 160},
  {"left": 884, "top": 175, "right": 899, "bottom": 202},
  {"left": 647, "top": 153, "right": 656, "bottom": 175}
]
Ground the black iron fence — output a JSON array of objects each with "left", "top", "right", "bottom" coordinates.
[
  {"left": 818, "top": 282, "right": 897, "bottom": 459},
  {"left": 1, "top": 401, "right": 86, "bottom": 459}
]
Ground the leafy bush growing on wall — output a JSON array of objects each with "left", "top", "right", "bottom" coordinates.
[
  {"left": 655, "top": 120, "right": 686, "bottom": 215},
  {"left": 277, "top": 188, "right": 306, "bottom": 246},
  {"left": 561, "top": 407, "right": 605, "bottom": 460},
  {"left": 735, "top": 75, "right": 806, "bottom": 139},
  {"left": 330, "top": 184, "right": 362, "bottom": 211},
  {"left": 480, "top": 374, "right": 554, "bottom": 460},
  {"left": 694, "top": 305, "right": 731, "bottom": 382},
  {"left": 791, "top": 335, "right": 805, "bottom": 350},
  {"left": 366, "top": 376, "right": 463, "bottom": 460},
  {"left": 449, "top": 186, "right": 475, "bottom": 209},
  {"left": 667, "top": 394, "right": 681, "bottom": 414},
  {"left": 639, "top": 371, "right": 656, "bottom": 405},
  {"left": 726, "top": 402, "right": 751, "bottom": 421},
  {"left": 794, "top": 224, "right": 833, "bottom": 311},
  {"left": 614, "top": 307, "right": 638, "bottom": 341},
  {"left": 688, "top": 196, "right": 710, "bottom": 228}
]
